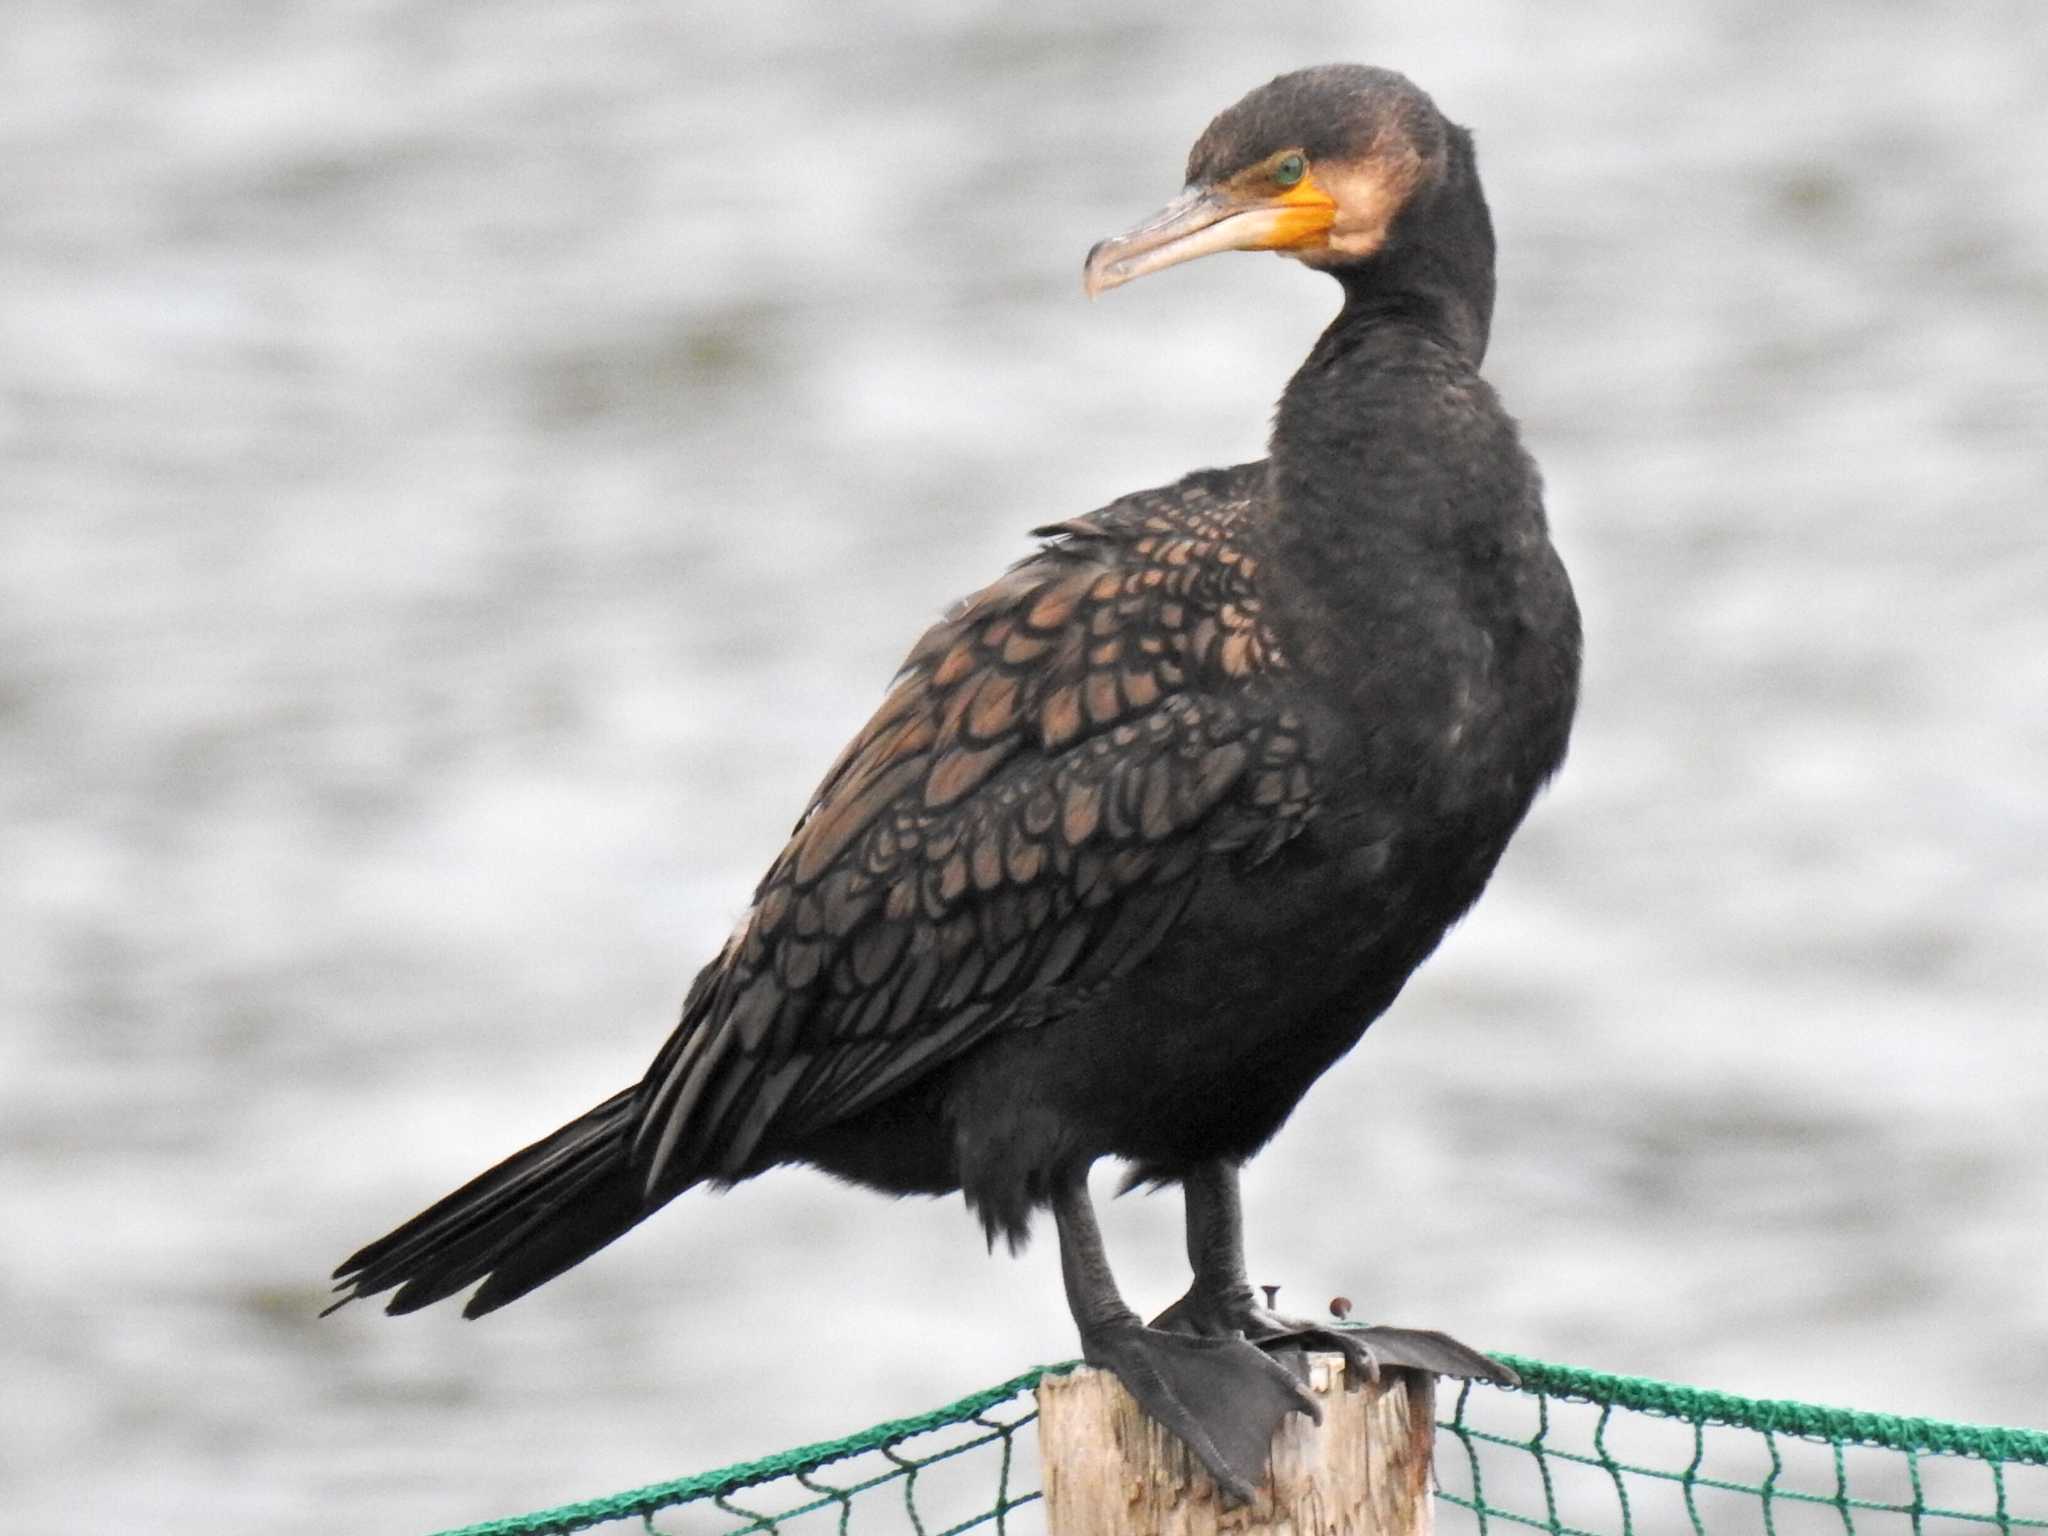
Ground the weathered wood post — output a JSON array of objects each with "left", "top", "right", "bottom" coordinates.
[{"left": 1036, "top": 1353, "right": 1435, "bottom": 1535}]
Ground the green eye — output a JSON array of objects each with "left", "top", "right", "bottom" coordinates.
[{"left": 1273, "top": 153, "right": 1307, "bottom": 187}]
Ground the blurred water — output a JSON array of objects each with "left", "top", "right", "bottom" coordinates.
[{"left": 3, "top": 2, "right": 2044, "bottom": 1532}]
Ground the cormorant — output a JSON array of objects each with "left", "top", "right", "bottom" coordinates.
[{"left": 332, "top": 64, "right": 1581, "bottom": 1502}]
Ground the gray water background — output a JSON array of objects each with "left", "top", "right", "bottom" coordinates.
[{"left": 3, "top": 2, "right": 2045, "bottom": 1531}]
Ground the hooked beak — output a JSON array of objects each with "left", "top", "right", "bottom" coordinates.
[{"left": 1082, "top": 178, "right": 1337, "bottom": 298}]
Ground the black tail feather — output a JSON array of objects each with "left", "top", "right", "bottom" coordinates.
[{"left": 329, "top": 1087, "right": 665, "bottom": 1318}]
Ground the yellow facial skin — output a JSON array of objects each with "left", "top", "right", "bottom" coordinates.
[
  {"left": 1253, "top": 170, "right": 1343, "bottom": 251},
  {"left": 1083, "top": 158, "right": 1335, "bottom": 297},
  {"left": 1082, "top": 147, "right": 1423, "bottom": 296}
]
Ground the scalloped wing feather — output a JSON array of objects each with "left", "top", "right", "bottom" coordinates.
[{"left": 630, "top": 474, "right": 1316, "bottom": 1195}]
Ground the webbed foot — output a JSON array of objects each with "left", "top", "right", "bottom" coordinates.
[
  {"left": 1079, "top": 1321, "right": 1323, "bottom": 1505},
  {"left": 1151, "top": 1288, "right": 1518, "bottom": 1389}
]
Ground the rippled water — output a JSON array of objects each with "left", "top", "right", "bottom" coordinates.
[{"left": 4, "top": 3, "right": 2044, "bottom": 1532}]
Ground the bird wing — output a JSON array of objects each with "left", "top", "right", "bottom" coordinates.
[{"left": 631, "top": 471, "right": 1317, "bottom": 1194}]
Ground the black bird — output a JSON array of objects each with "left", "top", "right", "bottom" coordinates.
[{"left": 332, "top": 64, "right": 1581, "bottom": 1502}]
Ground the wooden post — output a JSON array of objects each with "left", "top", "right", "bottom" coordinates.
[{"left": 1036, "top": 1353, "right": 1434, "bottom": 1536}]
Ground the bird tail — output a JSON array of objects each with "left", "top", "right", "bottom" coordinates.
[{"left": 328, "top": 1086, "right": 665, "bottom": 1319}]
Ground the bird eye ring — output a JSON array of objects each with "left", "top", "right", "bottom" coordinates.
[{"left": 1273, "top": 153, "right": 1307, "bottom": 187}]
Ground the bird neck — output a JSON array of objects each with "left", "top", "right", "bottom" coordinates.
[
  {"left": 1263, "top": 125, "right": 1510, "bottom": 590},
  {"left": 1264, "top": 196, "right": 1515, "bottom": 582},
  {"left": 1318, "top": 123, "right": 1497, "bottom": 368},
  {"left": 1267, "top": 292, "right": 1495, "bottom": 511},
  {"left": 1267, "top": 120, "right": 1499, "bottom": 497}
]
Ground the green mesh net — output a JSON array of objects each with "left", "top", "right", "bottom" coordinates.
[{"left": 431, "top": 1353, "right": 2048, "bottom": 1536}]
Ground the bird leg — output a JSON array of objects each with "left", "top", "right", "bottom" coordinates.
[
  {"left": 1052, "top": 1168, "right": 1321, "bottom": 1505},
  {"left": 1149, "top": 1159, "right": 1520, "bottom": 1388}
]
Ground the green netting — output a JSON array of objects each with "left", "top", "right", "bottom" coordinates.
[{"left": 432, "top": 1352, "right": 2048, "bottom": 1536}]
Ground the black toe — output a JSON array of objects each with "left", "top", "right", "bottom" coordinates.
[
  {"left": 1081, "top": 1323, "right": 1321, "bottom": 1504},
  {"left": 1336, "top": 1324, "right": 1519, "bottom": 1386},
  {"left": 1150, "top": 1285, "right": 1516, "bottom": 1390}
]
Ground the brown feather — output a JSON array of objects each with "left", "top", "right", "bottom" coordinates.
[
  {"left": 1025, "top": 569, "right": 1095, "bottom": 632},
  {"left": 1041, "top": 685, "right": 1085, "bottom": 748},
  {"left": 965, "top": 671, "right": 1021, "bottom": 742},
  {"left": 924, "top": 741, "right": 1013, "bottom": 809},
  {"left": 1085, "top": 671, "right": 1122, "bottom": 725},
  {"left": 794, "top": 754, "right": 928, "bottom": 884},
  {"left": 1061, "top": 780, "right": 1103, "bottom": 846}
]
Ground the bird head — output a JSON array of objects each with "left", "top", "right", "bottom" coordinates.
[{"left": 1082, "top": 65, "right": 1464, "bottom": 298}]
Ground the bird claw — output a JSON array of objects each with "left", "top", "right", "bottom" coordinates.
[
  {"left": 1079, "top": 1322, "right": 1322, "bottom": 1506},
  {"left": 1151, "top": 1289, "right": 1517, "bottom": 1391},
  {"left": 1331, "top": 1324, "right": 1519, "bottom": 1387},
  {"left": 1260, "top": 1324, "right": 1387, "bottom": 1385},
  {"left": 1260, "top": 1322, "right": 1517, "bottom": 1389}
]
